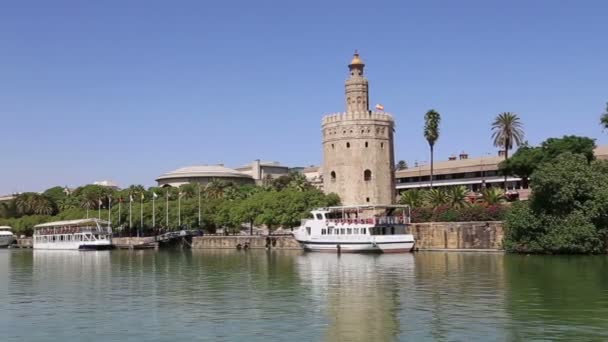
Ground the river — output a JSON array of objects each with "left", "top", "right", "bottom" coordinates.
[{"left": 1, "top": 249, "right": 608, "bottom": 341}]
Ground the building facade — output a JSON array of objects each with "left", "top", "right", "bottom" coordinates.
[
  {"left": 322, "top": 52, "right": 395, "bottom": 205},
  {"left": 234, "top": 160, "right": 290, "bottom": 185}
]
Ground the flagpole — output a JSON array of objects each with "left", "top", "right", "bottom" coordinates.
[
  {"left": 198, "top": 183, "right": 201, "bottom": 228},
  {"left": 152, "top": 193, "right": 156, "bottom": 228},
  {"left": 178, "top": 192, "right": 181, "bottom": 228},
  {"left": 129, "top": 196, "right": 133, "bottom": 236},
  {"left": 165, "top": 189, "right": 169, "bottom": 228},
  {"left": 98, "top": 199, "right": 101, "bottom": 220},
  {"left": 140, "top": 194, "right": 143, "bottom": 233},
  {"left": 118, "top": 199, "right": 121, "bottom": 226},
  {"left": 108, "top": 196, "right": 111, "bottom": 225}
]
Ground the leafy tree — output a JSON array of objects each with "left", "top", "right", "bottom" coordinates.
[
  {"left": 423, "top": 109, "right": 441, "bottom": 188},
  {"left": 491, "top": 112, "right": 524, "bottom": 190},
  {"left": 600, "top": 102, "right": 608, "bottom": 129},
  {"left": 504, "top": 153, "right": 608, "bottom": 254},
  {"left": 499, "top": 143, "right": 543, "bottom": 188},
  {"left": 500, "top": 135, "right": 596, "bottom": 188},
  {"left": 541, "top": 135, "right": 596, "bottom": 163},
  {"left": 43, "top": 186, "right": 68, "bottom": 203}
]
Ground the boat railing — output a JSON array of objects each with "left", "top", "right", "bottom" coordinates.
[{"left": 325, "top": 216, "right": 410, "bottom": 226}]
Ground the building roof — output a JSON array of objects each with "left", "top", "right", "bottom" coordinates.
[
  {"left": 156, "top": 165, "right": 253, "bottom": 181},
  {"left": 396, "top": 155, "right": 503, "bottom": 177},
  {"left": 397, "top": 145, "right": 608, "bottom": 178},
  {"left": 93, "top": 180, "right": 119, "bottom": 188}
]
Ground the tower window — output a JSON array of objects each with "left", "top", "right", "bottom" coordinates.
[
  {"left": 365, "top": 141, "right": 368, "bottom": 148},
  {"left": 346, "top": 142, "right": 350, "bottom": 148},
  {"left": 366, "top": 197, "right": 370, "bottom": 202},
  {"left": 331, "top": 144, "right": 335, "bottom": 149},
  {"left": 381, "top": 142, "right": 384, "bottom": 149},
  {"left": 364, "top": 169, "right": 372, "bottom": 181},
  {"left": 331, "top": 171, "right": 336, "bottom": 181}
]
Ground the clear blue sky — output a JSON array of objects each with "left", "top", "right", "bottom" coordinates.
[{"left": 2, "top": 0, "right": 607, "bottom": 194}]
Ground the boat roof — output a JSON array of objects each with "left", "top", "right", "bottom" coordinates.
[
  {"left": 34, "top": 218, "right": 110, "bottom": 229},
  {"left": 0, "top": 226, "right": 12, "bottom": 230}
]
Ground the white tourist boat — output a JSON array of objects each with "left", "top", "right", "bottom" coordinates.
[
  {"left": 293, "top": 205, "right": 415, "bottom": 253},
  {"left": 33, "top": 218, "right": 113, "bottom": 250},
  {"left": 0, "top": 226, "right": 16, "bottom": 247}
]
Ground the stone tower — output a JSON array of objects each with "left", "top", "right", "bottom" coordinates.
[{"left": 322, "top": 52, "right": 396, "bottom": 205}]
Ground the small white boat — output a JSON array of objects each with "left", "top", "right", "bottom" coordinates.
[
  {"left": 293, "top": 205, "right": 415, "bottom": 253},
  {"left": 0, "top": 226, "right": 16, "bottom": 248},
  {"left": 33, "top": 218, "right": 113, "bottom": 250}
]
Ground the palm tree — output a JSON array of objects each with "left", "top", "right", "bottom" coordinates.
[
  {"left": 424, "top": 188, "right": 448, "bottom": 208},
  {"left": 480, "top": 187, "right": 505, "bottom": 205},
  {"left": 446, "top": 186, "right": 470, "bottom": 208},
  {"left": 398, "top": 189, "right": 424, "bottom": 208},
  {"left": 205, "top": 179, "right": 227, "bottom": 199},
  {"left": 491, "top": 112, "right": 524, "bottom": 190},
  {"left": 601, "top": 102, "right": 608, "bottom": 129},
  {"left": 424, "top": 110, "right": 441, "bottom": 188}
]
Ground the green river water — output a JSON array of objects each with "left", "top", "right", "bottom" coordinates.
[{"left": 1, "top": 249, "right": 608, "bottom": 341}]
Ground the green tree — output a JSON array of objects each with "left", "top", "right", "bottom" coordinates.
[
  {"left": 500, "top": 136, "right": 596, "bottom": 188},
  {"left": 499, "top": 143, "right": 543, "bottom": 188},
  {"left": 491, "top": 112, "right": 524, "bottom": 190},
  {"left": 14, "top": 193, "right": 57, "bottom": 216},
  {"left": 600, "top": 102, "right": 608, "bottom": 129},
  {"left": 424, "top": 109, "right": 441, "bottom": 188},
  {"left": 504, "top": 153, "right": 608, "bottom": 254},
  {"left": 396, "top": 160, "right": 408, "bottom": 170}
]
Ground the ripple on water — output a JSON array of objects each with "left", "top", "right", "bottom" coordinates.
[{"left": 2, "top": 249, "right": 608, "bottom": 341}]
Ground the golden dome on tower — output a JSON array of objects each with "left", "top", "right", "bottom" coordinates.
[{"left": 349, "top": 51, "right": 364, "bottom": 66}]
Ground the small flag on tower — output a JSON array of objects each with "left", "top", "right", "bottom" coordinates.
[
  {"left": 153, "top": 192, "right": 158, "bottom": 199},
  {"left": 375, "top": 104, "right": 385, "bottom": 111}
]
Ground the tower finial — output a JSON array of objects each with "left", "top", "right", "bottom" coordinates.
[{"left": 349, "top": 50, "right": 364, "bottom": 67}]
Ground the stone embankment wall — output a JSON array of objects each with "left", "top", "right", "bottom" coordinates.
[
  {"left": 190, "top": 236, "right": 300, "bottom": 250},
  {"left": 407, "top": 221, "right": 504, "bottom": 250},
  {"left": 112, "top": 237, "right": 156, "bottom": 247}
]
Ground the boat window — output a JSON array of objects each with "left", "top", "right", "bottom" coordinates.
[
  {"left": 340, "top": 228, "right": 345, "bottom": 235},
  {"left": 321, "top": 229, "right": 326, "bottom": 235},
  {"left": 354, "top": 228, "right": 359, "bottom": 234},
  {"left": 306, "top": 227, "right": 311, "bottom": 235},
  {"left": 362, "top": 228, "right": 366, "bottom": 235},
  {"left": 347, "top": 228, "right": 352, "bottom": 234},
  {"left": 328, "top": 227, "right": 333, "bottom": 234},
  {"left": 316, "top": 213, "right": 323, "bottom": 220},
  {"left": 391, "top": 226, "right": 395, "bottom": 235}
]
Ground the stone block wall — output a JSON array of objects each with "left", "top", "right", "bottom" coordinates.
[
  {"left": 408, "top": 221, "right": 504, "bottom": 250},
  {"left": 190, "top": 236, "right": 300, "bottom": 250}
]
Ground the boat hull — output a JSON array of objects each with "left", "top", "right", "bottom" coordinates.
[
  {"left": 296, "top": 240, "right": 415, "bottom": 253},
  {"left": 0, "top": 235, "right": 15, "bottom": 248},
  {"left": 34, "top": 241, "right": 113, "bottom": 250}
]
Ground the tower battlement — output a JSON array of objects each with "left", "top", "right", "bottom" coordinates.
[{"left": 322, "top": 112, "right": 394, "bottom": 125}]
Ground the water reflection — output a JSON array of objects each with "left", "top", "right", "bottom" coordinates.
[
  {"left": 297, "top": 253, "right": 414, "bottom": 342},
  {"left": 504, "top": 255, "right": 608, "bottom": 340}
]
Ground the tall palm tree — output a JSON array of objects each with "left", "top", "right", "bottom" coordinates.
[
  {"left": 424, "top": 188, "right": 449, "bottom": 208},
  {"left": 491, "top": 112, "right": 525, "bottom": 191},
  {"left": 479, "top": 187, "right": 505, "bottom": 206},
  {"left": 398, "top": 189, "right": 424, "bottom": 208},
  {"left": 424, "top": 110, "right": 441, "bottom": 188}
]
